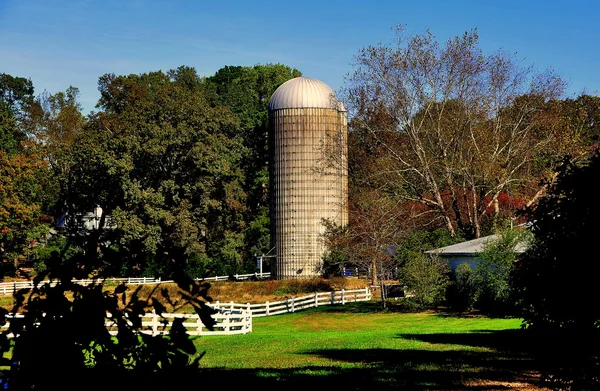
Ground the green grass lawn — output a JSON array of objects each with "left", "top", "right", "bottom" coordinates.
[
  {"left": 1, "top": 299, "right": 559, "bottom": 390},
  {"left": 192, "top": 302, "right": 550, "bottom": 390}
]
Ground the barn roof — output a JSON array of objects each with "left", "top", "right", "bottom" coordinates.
[{"left": 424, "top": 234, "right": 529, "bottom": 257}]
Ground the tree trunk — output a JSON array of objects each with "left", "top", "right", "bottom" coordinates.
[
  {"left": 473, "top": 184, "right": 481, "bottom": 239},
  {"left": 371, "top": 260, "right": 378, "bottom": 286}
]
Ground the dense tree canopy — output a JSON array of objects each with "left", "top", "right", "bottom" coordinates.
[
  {"left": 514, "top": 149, "right": 600, "bottom": 331},
  {"left": 0, "top": 74, "right": 49, "bottom": 275},
  {"left": 0, "top": 73, "right": 34, "bottom": 155},
  {"left": 0, "top": 145, "right": 49, "bottom": 273},
  {"left": 1, "top": 35, "right": 599, "bottom": 286},
  {"left": 1, "top": 64, "right": 300, "bottom": 279},
  {"left": 511, "top": 148, "right": 600, "bottom": 390},
  {"left": 26, "top": 86, "right": 87, "bottom": 218},
  {"left": 343, "top": 26, "right": 587, "bottom": 240},
  {"left": 64, "top": 66, "right": 249, "bottom": 277},
  {"left": 0, "top": 70, "right": 221, "bottom": 390}
]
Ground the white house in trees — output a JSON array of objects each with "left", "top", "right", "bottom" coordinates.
[
  {"left": 57, "top": 206, "right": 116, "bottom": 231},
  {"left": 424, "top": 234, "right": 529, "bottom": 274}
]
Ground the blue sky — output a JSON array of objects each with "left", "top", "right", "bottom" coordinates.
[{"left": 1, "top": 0, "right": 599, "bottom": 115}]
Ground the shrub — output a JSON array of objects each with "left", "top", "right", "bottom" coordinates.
[
  {"left": 398, "top": 253, "right": 451, "bottom": 308},
  {"left": 184, "top": 252, "right": 215, "bottom": 279},
  {"left": 446, "top": 262, "right": 479, "bottom": 312},
  {"left": 474, "top": 228, "right": 531, "bottom": 315}
]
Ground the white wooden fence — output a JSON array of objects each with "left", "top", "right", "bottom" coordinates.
[
  {"left": 1, "top": 288, "right": 370, "bottom": 339},
  {"left": 0, "top": 272, "right": 272, "bottom": 295},
  {"left": 105, "top": 308, "right": 253, "bottom": 336},
  {"left": 1, "top": 287, "right": 371, "bottom": 338},
  {"left": 2, "top": 307, "right": 252, "bottom": 338},
  {"left": 210, "top": 288, "right": 372, "bottom": 317},
  {"left": 1, "top": 272, "right": 372, "bottom": 338}
]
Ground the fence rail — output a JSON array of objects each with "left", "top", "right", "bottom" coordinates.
[
  {"left": 2, "top": 307, "right": 252, "bottom": 338},
  {"left": 210, "top": 288, "right": 372, "bottom": 317},
  {"left": 107, "top": 309, "right": 253, "bottom": 336},
  {"left": 0, "top": 272, "right": 272, "bottom": 295}
]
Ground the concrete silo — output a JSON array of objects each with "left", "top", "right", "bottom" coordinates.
[{"left": 268, "top": 77, "right": 348, "bottom": 280}]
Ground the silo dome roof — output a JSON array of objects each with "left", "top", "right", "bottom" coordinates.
[{"left": 268, "top": 77, "right": 345, "bottom": 111}]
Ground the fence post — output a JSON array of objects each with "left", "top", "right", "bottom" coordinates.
[
  {"left": 314, "top": 292, "right": 319, "bottom": 307},
  {"left": 197, "top": 313, "right": 203, "bottom": 335},
  {"left": 266, "top": 301, "right": 270, "bottom": 316},
  {"left": 246, "top": 303, "right": 251, "bottom": 317},
  {"left": 291, "top": 297, "right": 295, "bottom": 313},
  {"left": 331, "top": 291, "right": 335, "bottom": 305},
  {"left": 152, "top": 310, "right": 158, "bottom": 336},
  {"left": 224, "top": 312, "right": 230, "bottom": 334},
  {"left": 341, "top": 289, "right": 345, "bottom": 305}
]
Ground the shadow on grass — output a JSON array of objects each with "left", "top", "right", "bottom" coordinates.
[
  {"left": 195, "top": 350, "right": 541, "bottom": 390},
  {"left": 5, "top": 295, "right": 594, "bottom": 390},
  {"left": 0, "top": 338, "right": 551, "bottom": 391},
  {"left": 400, "top": 329, "right": 550, "bottom": 355},
  {"left": 4, "top": 321, "right": 588, "bottom": 390},
  {"left": 402, "top": 328, "right": 600, "bottom": 377},
  {"left": 196, "top": 327, "right": 600, "bottom": 390},
  {"left": 193, "top": 329, "right": 554, "bottom": 390}
]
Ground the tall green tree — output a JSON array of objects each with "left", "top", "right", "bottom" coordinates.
[
  {"left": 0, "top": 146, "right": 49, "bottom": 274},
  {"left": 206, "top": 64, "right": 301, "bottom": 266},
  {"left": 26, "top": 86, "right": 86, "bottom": 218},
  {"left": 0, "top": 73, "right": 51, "bottom": 275},
  {"left": 0, "top": 73, "right": 34, "bottom": 155},
  {"left": 67, "top": 66, "right": 246, "bottom": 277}
]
